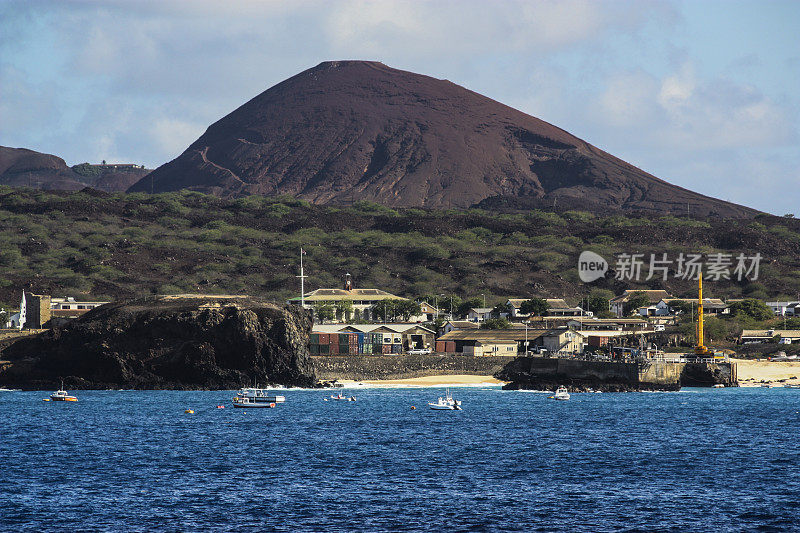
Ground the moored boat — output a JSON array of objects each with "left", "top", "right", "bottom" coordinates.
[
  {"left": 50, "top": 389, "right": 77, "bottom": 402},
  {"left": 330, "top": 392, "right": 356, "bottom": 401},
  {"left": 428, "top": 388, "right": 461, "bottom": 410},
  {"left": 236, "top": 387, "right": 285, "bottom": 403},
  {"left": 232, "top": 396, "right": 276, "bottom": 408},
  {"left": 553, "top": 386, "right": 570, "bottom": 400}
]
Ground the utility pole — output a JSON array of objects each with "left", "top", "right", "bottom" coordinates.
[{"left": 297, "top": 248, "right": 307, "bottom": 308}]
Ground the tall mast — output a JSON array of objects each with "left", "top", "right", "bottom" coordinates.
[{"left": 298, "top": 248, "right": 307, "bottom": 307}]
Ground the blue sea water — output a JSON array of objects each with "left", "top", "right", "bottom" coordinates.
[{"left": 1, "top": 387, "right": 800, "bottom": 532}]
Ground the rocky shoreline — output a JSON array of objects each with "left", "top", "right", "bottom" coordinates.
[
  {"left": 0, "top": 295, "right": 316, "bottom": 390},
  {"left": 496, "top": 357, "right": 737, "bottom": 392}
]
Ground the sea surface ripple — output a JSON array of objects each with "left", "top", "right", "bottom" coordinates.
[{"left": 1, "top": 387, "right": 799, "bottom": 532}]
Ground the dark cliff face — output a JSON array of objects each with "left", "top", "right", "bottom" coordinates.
[
  {"left": 0, "top": 295, "right": 316, "bottom": 389},
  {"left": 131, "top": 60, "right": 756, "bottom": 218}
]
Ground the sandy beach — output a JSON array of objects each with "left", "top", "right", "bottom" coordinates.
[
  {"left": 337, "top": 374, "right": 506, "bottom": 388},
  {"left": 733, "top": 358, "right": 800, "bottom": 387}
]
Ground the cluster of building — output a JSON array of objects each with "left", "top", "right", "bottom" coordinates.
[
  {"left": 3, "top": 292, "right": 108, "bottom": 330},
  {"left": 4, "top": 280, "right": 797, "bottom": 355},
  {"left": 292, "top": 280, "right": 800, "bottom": 356},
  {"left": 291, "top": 280, "right": 665, "bottom": 357}
]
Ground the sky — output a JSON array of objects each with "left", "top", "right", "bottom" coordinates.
[{"left": 0, "top": 0, "right": 798, "bottom": 214}]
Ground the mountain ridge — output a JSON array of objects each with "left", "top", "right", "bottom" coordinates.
[{"left": 130, "top": 60, "right": 757, "bottom": 218}]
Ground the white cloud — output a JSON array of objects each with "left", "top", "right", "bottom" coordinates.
[{"left": 151, "top": 118, "right": 206, "bottom": 159}]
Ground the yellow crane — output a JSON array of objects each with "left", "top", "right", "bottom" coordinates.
[{"left": 694, "top": 273, "right": 710, "bottom": 356}]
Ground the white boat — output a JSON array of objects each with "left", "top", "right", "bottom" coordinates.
[
  {"left": 713, "top": 384, "right": 725, "bottom": 388},
  {"left": 232, "top": 396, "right": 275, "bottom": 408},
  {"left": 236, "top": 387, "right": 285, "bottom": 403},
  {"left": 50, "top": 389, "right": 77, "bottom": 402},
  {"left": 330, "top": 392, "right": 356, "bottom": 401},
  {"left": 553, "top": 386, "right": 570, "bottom": 400},
  {"left": 428, "top": 389, "right": 461, "bottom": 410}
]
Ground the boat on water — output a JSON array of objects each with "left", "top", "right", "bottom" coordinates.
[
  {"left": 553, "top": 386, "right": 570, "bottom": 400},
  {"left": 232, "top": 387, "right": 284, "bottom": 408},
  {"left": 232, "top": 396, "right": 276, "bottom": 408},
  {"left": 330, "top": 393, "right": 356, "bottom": 401},
  {"left": 235, "top": 387, "right": 285, "bottom": 403},
  {"left": 428, "top": 389, "right": 461, "bottom": 410},
  {"left": 50, "top": 389, "right": 77, "bottom": 402}
]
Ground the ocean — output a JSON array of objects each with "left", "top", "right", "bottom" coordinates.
[{"left": 1, "top": 387, "right": 799, "bottom": 532}]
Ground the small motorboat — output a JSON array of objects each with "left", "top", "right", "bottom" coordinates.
[
  {"left": 428, "top": 389, "right": 461, "bottom": 410},
  {"left": 50, "top": 389, "right": 77, "bottom": 402},
  {"left": 713, "top": 384, "right": 725, "bottom": 388},
  {"left": 553, "top": 386, "right": 570, "bottom": 401},
  {"left": 330, "top": 393, "right": 356, "bottom": 401}
]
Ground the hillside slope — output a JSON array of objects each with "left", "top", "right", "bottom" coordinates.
[
  {"left": 0, "top": 189, "right": 796, "bottom": 308},
  {"left": 131, "top": 61, "right": 756, "bottom": 218}
]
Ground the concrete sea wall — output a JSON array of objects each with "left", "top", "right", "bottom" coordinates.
[
  {"left": 497, "top": 357, "right": 738, "bottom": 391},
  {"left": 312, "top": 355, "right": 515, "bottom": 381}
]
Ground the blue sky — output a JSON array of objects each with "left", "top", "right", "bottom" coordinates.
[{"left": 0, "top": 0, "right": 797, "bottom": 214}]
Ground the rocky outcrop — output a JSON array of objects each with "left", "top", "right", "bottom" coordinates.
[
  {"left": 0, "top": 295, "right": 316, "bottom": 389},
  {"left": 131, "top": 60, "right": 757, "bottom": 218},
  {"left": 496, "top": 357, "right": 680, "bottom": 392},
  {"left": 496, "top": 356, "right": 738, "bottom": 391}
]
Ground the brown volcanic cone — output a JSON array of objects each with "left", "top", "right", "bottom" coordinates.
[{"left": 130, "top": 61, "right": 756, "bottom": 217}]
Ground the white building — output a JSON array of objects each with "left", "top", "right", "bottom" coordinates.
[
  {"left": 506, "top": 298, "right": 590, "bottom": 319},
  {"left": 467, "top": 307, "right": 494, "bottom": 322},
  {"left": 5, "top": 292, "right": 26, "bottom": 329},
  {"left": 766, "top": 301, "right": 800, "bottom": 316}
]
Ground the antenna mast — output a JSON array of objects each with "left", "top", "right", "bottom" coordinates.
[{"left": 297, "top": 249, "right": 307, "bottom": 307}]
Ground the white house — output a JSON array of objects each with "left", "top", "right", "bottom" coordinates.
[
  {"left": 766, "top": 301, "right": 800, "bottom": 316},
  {"left": 467, "top": 308, "right": 494, "bottom": 322},
  {"left": 439, "top": 320, "right": 480, "bottom": 335},
  {"left": 417, "top": 301, "right": 439, "bottom": 321},
  {"left": 639, "top": 298, "right": 730, "bottom": 317},
  {"left": 609, "top": 290, "right": 674, "bottom": 317},
  {"left": 506, "top": 298, "right": 590, "bottom": 318}
]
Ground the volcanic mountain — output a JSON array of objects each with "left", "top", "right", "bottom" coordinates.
[
  {"left": 0, "top": 146, "right": 149, "bottom": 192},
  {"left": 130, "top": 61, "right": 756, "bottom": 217}
]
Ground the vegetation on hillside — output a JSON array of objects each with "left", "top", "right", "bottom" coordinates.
[{"left": 0, "top": 187, "right": 799, "bottom": 316}]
